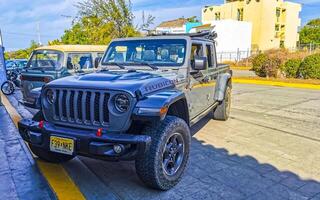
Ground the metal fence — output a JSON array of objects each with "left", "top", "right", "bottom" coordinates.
[
  {"left": 217, "top": 43, "right": 320, "bottom": 63},
  {"left": 217, "top": 49, "right": 260, "bottom": 63}
]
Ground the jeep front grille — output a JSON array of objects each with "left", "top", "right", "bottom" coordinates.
[{"left": 53, "top": 89, "right": 110, "bottom": 126}]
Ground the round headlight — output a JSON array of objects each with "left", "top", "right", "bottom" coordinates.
[
  {"left": 46, "top": 89, "right": 54, "bottom": 104},
  {"left": 114, "top": 94, "right": 130, "bottom": 113}
]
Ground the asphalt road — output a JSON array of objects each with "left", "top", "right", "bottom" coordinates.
[{"left": 6, "top": 84, "right": 320, "bottom": 200}]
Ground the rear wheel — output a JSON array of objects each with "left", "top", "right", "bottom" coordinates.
[
  {"left": 1, "top": 81, "right": 15, "bottom": 95},
  {"left": 135, "top": 116, "right": 191, "bottom": 190},
  {"left": 29, "top": 144, "right": 75, "bottom": 163},
  {"left": 213, "top": 85, "right": 231, "bottom": 121}
]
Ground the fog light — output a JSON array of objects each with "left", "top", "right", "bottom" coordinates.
[{"left": 113, "top": 144, "right": 124, "bottom": 154}]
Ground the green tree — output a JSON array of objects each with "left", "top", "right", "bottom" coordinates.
[
  {"left": 51, "top": 0, "right": 153, "bottom": 45},
  {"left": 299, "top": 18, "right": 320, "bottom": 44}
]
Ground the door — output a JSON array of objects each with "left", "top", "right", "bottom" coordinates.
[
  {"left": 188, "top": 42, "right": 213, "bottom": 119},
  {"left": 205, "top": 43, "right": 218, "bottom": 106}
]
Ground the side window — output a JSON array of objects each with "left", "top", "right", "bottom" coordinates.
[
  {"left": 190, "top": 43, "right": 203, "bottom": 61},
  {"left": 67, "top": 53, "right": 93, "bottom": 70},
  {"left": 206, "top": 44, "right": 214, "bottom": 68}
]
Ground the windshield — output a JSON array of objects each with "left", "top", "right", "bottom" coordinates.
[
  {"left": 26, "top": 50, "right": 64, "bottom": 70},
  {"left": 102, "top": 39, "right": 187, "bottom": 67}
]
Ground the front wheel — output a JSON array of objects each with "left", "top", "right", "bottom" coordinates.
[
  {"left": 1, "top": 81, "right": 15, "bottom": 95},
  {"left": 135, "top": 116, "right": 191, "bottom": 190}
]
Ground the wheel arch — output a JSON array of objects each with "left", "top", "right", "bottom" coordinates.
[
  {"left": 133, "top": 89, "right": 190, "bottom": 125},
  {"left": 214, "top": 72, "right": 232, "bottom": 102}
]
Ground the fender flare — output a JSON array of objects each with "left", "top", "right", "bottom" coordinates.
[
  {"left": 133, "top": 89, "right": 188, "bottom": 119},
  {"left": 214, "top": 72, "right": 232, "bottom": 102}
]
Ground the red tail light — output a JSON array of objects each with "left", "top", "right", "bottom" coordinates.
[{"left": 96, "top": 128, "right": 103, "bottom": 137}]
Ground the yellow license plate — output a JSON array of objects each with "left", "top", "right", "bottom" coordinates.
[{"left": 50, "top": 136, "right": 74, "bottom": 155}]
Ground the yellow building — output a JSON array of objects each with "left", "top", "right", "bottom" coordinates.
[{"left": 202, "top": 0, "right": 302, "bottom": 50}]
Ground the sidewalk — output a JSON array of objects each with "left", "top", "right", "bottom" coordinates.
[{"left": 0, "top": 105, "right": 55, "bottom": 200}]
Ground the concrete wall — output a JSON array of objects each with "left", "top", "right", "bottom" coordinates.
[
  {"left": 202, "top": 0, "right": 301, "bottom": 51},
  {"left": 190, "top": 19, "right": 252, "bottom": 61}
]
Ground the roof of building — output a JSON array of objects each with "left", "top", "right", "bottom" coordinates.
[
  {"left": 36, "top": 45, "right": 107, "bottom": 52},
  {"left": 157, "top": 18, "right": 189, "bottom": 28},
  {"left": 193, "top": 24, "right": 212, "bottom": 29}
]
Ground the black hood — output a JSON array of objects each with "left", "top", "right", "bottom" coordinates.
[{"left": 45, "top": 71, "right": 179, "bottom": 97}]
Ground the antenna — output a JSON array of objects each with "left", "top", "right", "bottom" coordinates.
[{"left": 36, "top": 22, "right": 42, "bottom": 45}]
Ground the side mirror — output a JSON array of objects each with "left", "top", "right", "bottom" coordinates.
[
  {"left": 193, "top": 57, "right": 207, "bottom": 70},
  {"left": 94, "top": 57, "right": 102, "bottom": 68}
]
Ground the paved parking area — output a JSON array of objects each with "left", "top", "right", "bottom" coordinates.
[{"left": 3, "top": 84, "right": 320, "bottom": 199}]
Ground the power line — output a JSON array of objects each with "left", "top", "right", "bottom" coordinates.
[{"left": 2, "top": 31, "right": 57, "bottom": 38}]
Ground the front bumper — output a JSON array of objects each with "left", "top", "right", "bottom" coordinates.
[{"left": 18, "top": 119, "right": 151, "bottom": 161}]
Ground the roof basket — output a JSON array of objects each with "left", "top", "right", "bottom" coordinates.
[{"left": 147, "top": 27, "right": 217, "bottom": 41}]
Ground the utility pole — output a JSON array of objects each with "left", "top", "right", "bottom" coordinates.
[
  {"left": 142, "top": 11, "right": 145, "bottom": 26},
  {"left": 0, "top": 29, "right": 6, "bottom": 105},
  {"left": 0, "top": 29, "right": 3, "bottom": 46},
  {"left": 36, "top": 22, "right": 42, "bottom": 45}
]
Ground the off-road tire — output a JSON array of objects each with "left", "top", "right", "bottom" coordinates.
[
  {"left": 213, "top": 85, "right": 231, "bottom": 121},
  {"left": 135, "top": 115, "right": 191, "bottom": 190},
  {"left": 29, "top": 144, "right": 75, "bottom": 163}
]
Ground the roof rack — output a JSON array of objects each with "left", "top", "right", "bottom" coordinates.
[{"left": 147, "top": 28, "right": 217, "bottom": 41}]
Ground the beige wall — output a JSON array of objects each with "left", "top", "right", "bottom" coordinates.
[{"left": 202, "top": 0, "right": 301, "bottom": 50}]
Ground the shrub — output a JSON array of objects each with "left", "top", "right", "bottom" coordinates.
[
  {"left": 252, "top": 52, "right": 282, "bottom": 78},
  {"left": 283, "top": 59, "right": 302, "bottom": 78},
  {"left": 265, "top": 57, "right": 282, "bottom": 78},
  {"left": 252, "top": 53, "right": 268, "bottom": 77},
  {"left": 299, "top": 53, "right": 320, "bottom": 79}
]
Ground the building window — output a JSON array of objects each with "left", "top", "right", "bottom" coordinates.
[
  {"left": 215, "top": 12, "right": 221, "bottom": 20},
  {"left": 237, "top": 8, "right": 244, "bottom": 21},
  {"left": 280, "top": 41, "right": 285, "bottom": 48},
  {"left": 276, "top": 8, "right": 281, "bottom": 22}
]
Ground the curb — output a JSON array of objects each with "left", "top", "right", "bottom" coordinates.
[
  {"left": 233, "top": 78, "right": 320, "bottom": 90},
  {"left": 0, "top": 92, "right": 86, "bottom": 200}
]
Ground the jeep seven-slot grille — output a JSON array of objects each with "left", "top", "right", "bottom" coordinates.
[{"left": 53, "top": 89, "right": 110, "bottom": 126}]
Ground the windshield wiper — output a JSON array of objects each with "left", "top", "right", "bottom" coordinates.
[
  {"left": 134, "top": 62, "right": 158, "bottom": 70},
  {"left": 106, "top": 62, "right": 126, "bottom": 70}
]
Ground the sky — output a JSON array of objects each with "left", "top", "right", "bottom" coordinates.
[{"left": 0, "top": 0, "right": 319, "bottom": 51}]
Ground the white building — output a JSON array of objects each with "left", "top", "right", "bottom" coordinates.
[
  {"left": 190, "top": 19, "right": 252, "bottom": 62},
  {"left": 155, "top": 18, "right": 202, "bottom": 34}
]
